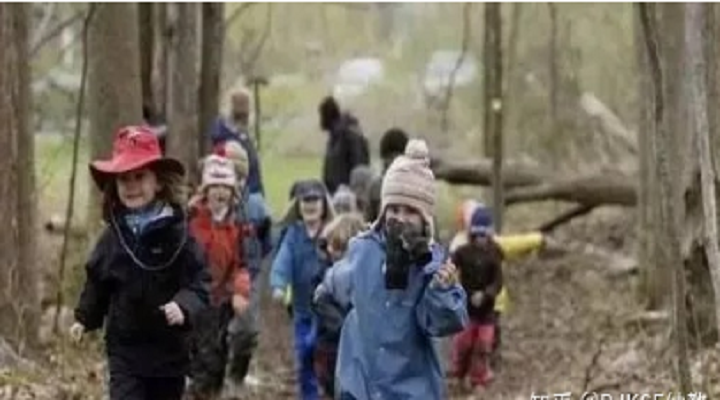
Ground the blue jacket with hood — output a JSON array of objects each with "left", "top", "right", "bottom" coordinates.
[{"left": 328, "top": 228, "right": 468, "bottom": 400}]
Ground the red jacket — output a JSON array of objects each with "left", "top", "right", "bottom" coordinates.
[{"left": 189, "top": 201, "right": 250, "bottom": 306}]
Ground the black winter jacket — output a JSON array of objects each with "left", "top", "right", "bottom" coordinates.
[
  {"left": 74, "top": 205, "right": 210, "bottom": 377},
  {"left": 451, "top": 240, "right": 503, "bottom": 323},
  {"left": 322, "top": 114, "right": 370, "bottom": 194}
]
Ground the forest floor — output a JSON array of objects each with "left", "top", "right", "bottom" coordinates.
[{"left": 5, "top": 206, "right": 717, "bottom": 400}]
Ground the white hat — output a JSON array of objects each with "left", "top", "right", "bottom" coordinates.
[{"left": 200, "top": 155, "right": 237, "bottom": 190}]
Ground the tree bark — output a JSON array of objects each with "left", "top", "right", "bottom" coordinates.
[
  {"left": 152, "top": 3, "right": 168, "bottom": 119},
  {"left": 635, "top": 3, "right": 665, "bottom": 310},
  {"left": 484, "top": 3, "right": 505, "bottom": 232},
  {"left": 548, "top": 3, "right": 559, "bottom": 140},
  {"left": 640, "top": 2, "right": 692, "bottom": 393},
  {"left": 167, "top": 3, "right": 200, "bottom": 184},
  {"left": 0, "top": 3, "right": 39, "bottom": 348},
  {"left": 138, "top": 2, "right": 155, "bottom": 118},
  {"left": 198, "top": 3, "right": 223, "bottom": 157},
  {"left": 87, "top": 3, "right": 143, "bottom": 232}
]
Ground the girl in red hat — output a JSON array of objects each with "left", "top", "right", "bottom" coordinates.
[{"left": 71, "top": 126, "right": 211, "bottom": 400}]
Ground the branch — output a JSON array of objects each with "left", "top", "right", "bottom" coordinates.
[
  {"left": 438, "top": 2, "right": 472, "bottom": 132},
  {"left": 581, "top": 325, "right": 611, "bottom": 392},
  {"left": 223, "top": 2, "right": 256, "bottom": 35},
  {"left": 30, "top": 7, "right": 85, "bottom": 58},
  {"left": 238, "top": 4, "right": 273, "bottom": 77},
  {"left": 53, "top": 3, "right": 94, "bottom": 334},
  {"left": 537, "top": 204, "right": 595, "bottom": 233},
  {"left": 504, "top": 172, "right": 637, "bottom": 207}
]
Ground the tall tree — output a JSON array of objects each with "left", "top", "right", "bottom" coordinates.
[
  {"left": 634, "top": 1, "right": 664, "bottom": 310},
  {"left": 639, "top": 2, "right": 692, "bottom": 393},
  {"left": 0, "top": 3, "right": 39, "bottom": 348},
  {"left": 483, "top": 3, "right": 505, "bottom": 233},
  {"left": 167, "top": 3, "right": 200, "bottom": 184},
  {"left": 138, "top": 3, "right": 155, "bottom": 119},
  {"left": 198, "top": 3, "right": 223, "bottom": 157},
  {"left": 685, "top": 2, "right": 720, "bottom": 343},
  {"left": 152, "top": 3, "right": 169, "bottom": 119},
  {"left": 87, "top": 3, "right": 143, "bottom": 232}
]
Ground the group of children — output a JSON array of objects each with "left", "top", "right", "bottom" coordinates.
[{"left": 71, "top": 123, "right": 549, "bottom": 400}]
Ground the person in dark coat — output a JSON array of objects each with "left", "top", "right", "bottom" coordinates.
[
  {"left": 71, "top": 126, "right": 211, "bottom": 400},
  {"left": 208, "top": 89, "right": 265, "bottom": 196},
  {"left": 319, "top": 96, "right": 370, "bottom": 194},
  {"left": 365, "top": 127, "right": 409, "bottom": 222}
]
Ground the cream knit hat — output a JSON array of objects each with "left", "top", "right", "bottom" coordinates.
[
  {"left": 200, "top": 154, "right": 237, "bottom": 191},
  {"left": 379, "top": 139, "right": 436, "bottom": 235}
]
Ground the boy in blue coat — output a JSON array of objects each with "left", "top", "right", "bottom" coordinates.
[
  {"left": 270, "top": 179, "right": 335, "bottom": 400},
  {"left": 326, "top": 139, "right": 469, "bottom": 400}
]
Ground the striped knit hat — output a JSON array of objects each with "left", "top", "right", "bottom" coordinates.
[
  {"left": 214, "top": 140, "right": 249, "bottom": 179},
  {"left": 380, "top": 139, "right": 436, "bottom": 236}
]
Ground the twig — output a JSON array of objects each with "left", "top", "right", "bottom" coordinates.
[
  {"left": 30, "top": 7, "right": 85, "bottom": 57},
  {"left": 581, "top": 328, "right": 611, "bottom": 392},
  {"left": 223, "top": 2, "right": 256, "bottom": 35},
  {"left": 538, "top": 204, "right": 595, "bottom": 233},
  {"left": 52, "top": 4, "right": 95, "bottom": 335},
  {"left": 438, "top": 2, "right": 472, "bottom": 133},
  {"left": 239, "top": 3, "right": 273, "bottom": 77}
]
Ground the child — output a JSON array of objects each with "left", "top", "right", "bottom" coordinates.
[
  {"left": 328, "top": 139, "right": 468, "bottom": 400},
  {"left": 270, "top": 179, "right": 335, "bottom": 400},
  {"left": 71, "top": 126, "right": 210, "bottom": 400},
  {"left": 213, "top": 140, "right": 273, "bottom": 386},
  {"left": 331, "top": 184, "right": 359, "bottom": 215},
  {"left": 449, "top": 202, "right": 546, "bottom": 362},
  {"left": 311, "top": 213, "right": 367, "bottom": 399},
  {"left": 186, "top": 155, "right": 252, "bottom": 399},
  {"left": 448, "top": 220, "right": 504, "bottom": 393}
]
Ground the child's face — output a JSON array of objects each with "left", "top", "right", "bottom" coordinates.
[
  {"left": 206, "top": 185, "right": 233, "bottom": 210},
  {"left": 385, "top": 204, "right": 424, "bottom": 232},
  {"left": 116, "top": 168, "right": 160, "bottom": 209},
  {"left": 300, "top": 195, "right": 323, "bottom": 222}
]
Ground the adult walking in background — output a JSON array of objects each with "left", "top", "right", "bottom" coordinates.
[{"left": 318, "top": 96, "right": 370, "bottom": 195}]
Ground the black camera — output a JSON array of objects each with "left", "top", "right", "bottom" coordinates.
[{"left": 384, "top": 219, "right": 432, "bottom": 290}]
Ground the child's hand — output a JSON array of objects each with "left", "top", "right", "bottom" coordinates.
[
  {"left": 160, "top": 302, "right": 185, "bottom": 326},
  {"left": 232, "top": 294, "right": 249, "bottom": 315},
  {"left": 470, "top": 291, "right": 485, "bottom": 307},
  {"left": 69, "top": 322, "right": 85, "bottom": 343},
  {"left": 431, "top": 261, "right": 459, "bottom": 289}
]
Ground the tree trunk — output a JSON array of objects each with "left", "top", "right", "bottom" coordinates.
[
  {"left": 87, "top": 3, "right": 143, "bottom": 232},
  {"left": 635, "top": 3, "right": 665, "bottom": 310},
  {"left": 167, "top": 3, "right": 200, "bottom": 185},
  {"left": 548, "top": 3, "right": 559, "bottom": 141},
  {"left": 686, "top": 2, "right": 720, "bottom": 346},
  {"left": 0, "top": 3, "right": 39, "bottom": 348},
  {"left": 198, "top": 3, "right": 223, "bottom": 157},
  {"left": 483, "top": 3, "right": 504, "bottom": 232},
  {"left": 152, "top": 3, "right": 168, "bottom": 119},
  {"left": 138, "top": 2, "right": 155, "bottom": 118},
  {"left": 640, "top": 2, "right": 693, "bottom": 393}
]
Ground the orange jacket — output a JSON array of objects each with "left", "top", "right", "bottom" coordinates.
[{"left": 189, "top": 202, "right": 250, "bottom": 306}]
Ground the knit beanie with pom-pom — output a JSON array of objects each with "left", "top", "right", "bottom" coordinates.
[{"left": 379, "top": 139, "right": 436, "bottom": 235}]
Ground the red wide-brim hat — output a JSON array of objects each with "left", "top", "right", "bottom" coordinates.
[{"left": 89, "top": 125, "right": 185, "bottom": 191}]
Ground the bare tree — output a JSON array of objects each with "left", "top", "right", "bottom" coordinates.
[
  {"left": 138, "top": 3, "right": 155, "bottom": 117},
  {"left": 0, "top": 3, "right": 39, "bottom": 348},
  {"left": 198, "top": 3, "right": 224, "bottom": 156},
  {"left": 548, "top": 3, "right": 559, "bottom": 137},
  {"left": 686, "top": 3, "right": 720, "bottom": 345},
  {"left": 87, "top": 3, "right": 143, "bottom": 232},
  {"left": 484, "top": 3, "right": 505, "bottom": 232},
  {"left": 639, "top": 2, "right": 692, "bottom": 393},
  {"left": 167, "top": 3, "right": 200, "bottom": 184},
  {"left": 152, "top": 3, "right": 169, "bottom": 119}
]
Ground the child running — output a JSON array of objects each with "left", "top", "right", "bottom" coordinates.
[
  {"left": 186, "top": 155, "right": 252, "bottom": 399},
  {"left": 448, "top": 214, "right": 504, "bottom": 394},
  {"left": 72, "top": 126, "right": 210, "bottom": 400},
  {"left": 270, "top": 179, "right": 335, "bottom": 400},
  {"left": 327, "top": 139, "right": 468, "bottom": 400},
  {"left": 312, "top": 213, "right": 367, "bottom": 399}
]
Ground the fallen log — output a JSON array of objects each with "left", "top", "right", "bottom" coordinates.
[
  {"left": 431, "top": 157, "right": 548, "bottom": 188},
  {"left": 504, "top": 171, "right": 637, "bottom": 207}
]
